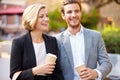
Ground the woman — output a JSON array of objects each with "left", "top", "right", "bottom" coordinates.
[{"left": 10, "top": 3, "right": 64, "bottom": 80}]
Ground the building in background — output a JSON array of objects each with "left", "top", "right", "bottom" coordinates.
[
  {"left": 0, "top": 0, "right": 25, "bottom": 39},
  {"left": 100, "top": 1, "right": 120, "bottom": 27},
  {"left": 0, "top": 0, "right": 120, "bottom": 40}
]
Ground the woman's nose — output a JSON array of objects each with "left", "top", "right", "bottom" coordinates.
[{"left": 44, "top": 16, "right": 49, "bottom": 23}]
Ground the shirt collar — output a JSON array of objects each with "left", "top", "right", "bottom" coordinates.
[{"left": 67, "top": 25, "right": 84, "bottom": 36}]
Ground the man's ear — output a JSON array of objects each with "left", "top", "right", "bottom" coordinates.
[{"left": 61, "top": 13, "right": 65, "bottom": 20}]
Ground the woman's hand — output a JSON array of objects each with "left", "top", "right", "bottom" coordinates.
[
  {"left": 12, "top": 71, "right": 22, "bottom": 80},
  {"left": 32, "top": 63, "right": 56, "bottom": 75}
]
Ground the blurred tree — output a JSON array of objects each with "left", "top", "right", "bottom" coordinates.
[
  {"left": 25, "top": 0, "right": 62, "bottom": 11},
  {"left": 82, "top": 0, "right": 120, "bottom": 9},
  {"left": 81, "top": 0, "right": 120, "bottom": 29},
  {"left": 49, "top": 9, "right": 67, "bottom": 31},
  {"left": 81, "top": 8, "right": 99, "bottom": 29},
  {"left": 25, "top": 0, "right": 51, "bottom": 5},
  {"left": 115, "top": 0, "right": 120, "bottom": 4}
]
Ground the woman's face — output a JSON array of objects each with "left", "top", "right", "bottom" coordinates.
[{"left": 34, "top": 7, "right": 49, "bottom": 32}]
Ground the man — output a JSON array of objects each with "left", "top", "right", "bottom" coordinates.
[{"left": 56, "top": 0, "right": 112, "bottom": 80}]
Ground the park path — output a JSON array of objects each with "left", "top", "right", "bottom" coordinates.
[{"left": 0, "top": 41, "right": 11, "bottom": 80}]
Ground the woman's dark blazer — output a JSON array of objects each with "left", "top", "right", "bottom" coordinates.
[{"left": 10, "top": 32, "right": 64, "bottom": 80}]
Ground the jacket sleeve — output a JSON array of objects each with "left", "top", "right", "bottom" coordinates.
[
  {"left": 96, "top": 33, "right": 112, "bottom": 79},
  {"left": 10, "top": 38, "right": 34, "bottom": 80}
]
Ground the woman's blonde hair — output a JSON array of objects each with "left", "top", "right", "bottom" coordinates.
[{"left": 22, "top": 3, "right": 46, "bottom": 31}]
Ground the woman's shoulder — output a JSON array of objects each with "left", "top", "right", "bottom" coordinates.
[{"left": 12, "top": 32, "right": 29, "bottom": 42}]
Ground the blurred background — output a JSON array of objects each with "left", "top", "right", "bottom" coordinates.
[{"left": 0, "top": 0, "right": 120, "bottom": 80}]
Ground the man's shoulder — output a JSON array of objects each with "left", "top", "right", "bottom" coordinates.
[
  {"left": 56, "top": 31, "right": 65, "bottom": 38},
  {"left": 55, "top": 31, "right": 66, "bottom": 44},
  {"left": 84, "top": 28, "right": 101, "bottom": 36}
]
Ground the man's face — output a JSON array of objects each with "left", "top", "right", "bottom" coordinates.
[{"left": 62, "top": 3, "right": 81, "bottom": 28}]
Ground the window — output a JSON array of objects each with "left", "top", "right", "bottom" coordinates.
[
  {"left": 2, "top": 15, "right": 7, "bottom": 25},
  {"left": 15, "top": 15, "right": 19, "bottom": 25}
]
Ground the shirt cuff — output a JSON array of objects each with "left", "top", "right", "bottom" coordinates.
[{"left": 94, "top": 69, "right": 102, "bottom": 80}]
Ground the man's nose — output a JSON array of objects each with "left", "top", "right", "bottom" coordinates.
[{"left": 71, "top": 12, "right": 76, "bottom": 17}]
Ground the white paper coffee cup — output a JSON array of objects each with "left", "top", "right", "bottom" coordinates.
[
  {"left": 45, "top": 53, "right": 57, "bottom": 64},
  {"left": 75, "top": 64, "right": 86, "bottom": 74}
]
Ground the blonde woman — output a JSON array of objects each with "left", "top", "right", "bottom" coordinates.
[{"left": 10, "top": 3, "right": 64, "bottom": 80}]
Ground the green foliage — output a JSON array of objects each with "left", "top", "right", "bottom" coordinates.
[
  {"left": 49, "top": 7, "right": 99, "bottom": 31},
  {"left": 49, "top": 9, "right": 67, "bottom": 31},
  {"left": 81, "top": 8, "right": 99, "bottom": 29},
  {"left": 0, "top": 36, "right": 3, "bottom": 41},
  {"left": 101, "top": 23, "right": 120, "bottom": 53},
  {"left": 0, "top": 39, "right": 2, "bottom": 42}
]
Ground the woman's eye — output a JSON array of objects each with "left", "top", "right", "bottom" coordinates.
[
  {"left": 46, "top": 14, "right": 48, "bottom": 17},
  {"left": 39, "top": 15, "right": 44, "bottom": 18}
]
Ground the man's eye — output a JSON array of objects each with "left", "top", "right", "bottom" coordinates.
[
  {"left": 67, "top": 11, "right": 72, "bottom": 14},
  {"left": 75, "top": 10, "right": 80, "bottom": 13}
]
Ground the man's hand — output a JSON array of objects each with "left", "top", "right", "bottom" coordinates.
[{"left": 79, "top": 67, "right": 98, "bottom": 80}]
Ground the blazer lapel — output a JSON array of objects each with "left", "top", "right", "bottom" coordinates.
[
  {"left": 83, "top": 28, "right": 92, "bottom": 65},
  {"left": 43, "top": 34, "right": 53, "bottom": 54},
  {"left": 25, "top": 32, "right": 36, "bottom": 66},
  {"left": 43, "top": 34, "right": 49, "bottom": 54},
  {"left": 62, "top": 31, "right": 74, "bottom": 68}
]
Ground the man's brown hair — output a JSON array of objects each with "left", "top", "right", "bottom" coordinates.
[{"left": 61, "top": 0, "right": 82, "bottom": 14}]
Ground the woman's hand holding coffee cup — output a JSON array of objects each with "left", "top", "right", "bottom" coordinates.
[{"left": 32, "top": 53, "right": 57, "bottom": 75}]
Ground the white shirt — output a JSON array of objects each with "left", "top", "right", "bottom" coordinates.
[
  {"left": 68, "top": 26, "right": 85, "bottom": 80},
  {"left": 67, "top": 26, "right": 102, "bottom": 80},
  {"left": 33, "top": 41, "right": 47, "bottom": 66}
]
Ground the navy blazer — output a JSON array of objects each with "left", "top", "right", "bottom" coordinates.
[{"left": 10, "top": 32, "right": 64, "bottom": 80}]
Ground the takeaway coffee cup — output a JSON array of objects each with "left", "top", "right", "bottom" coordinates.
[
  {"left": 75, "top": 64, "right": 86, "bottom": 74},
  {"left": 45, "top": 53, "right": 57, "bottom": 64}
]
